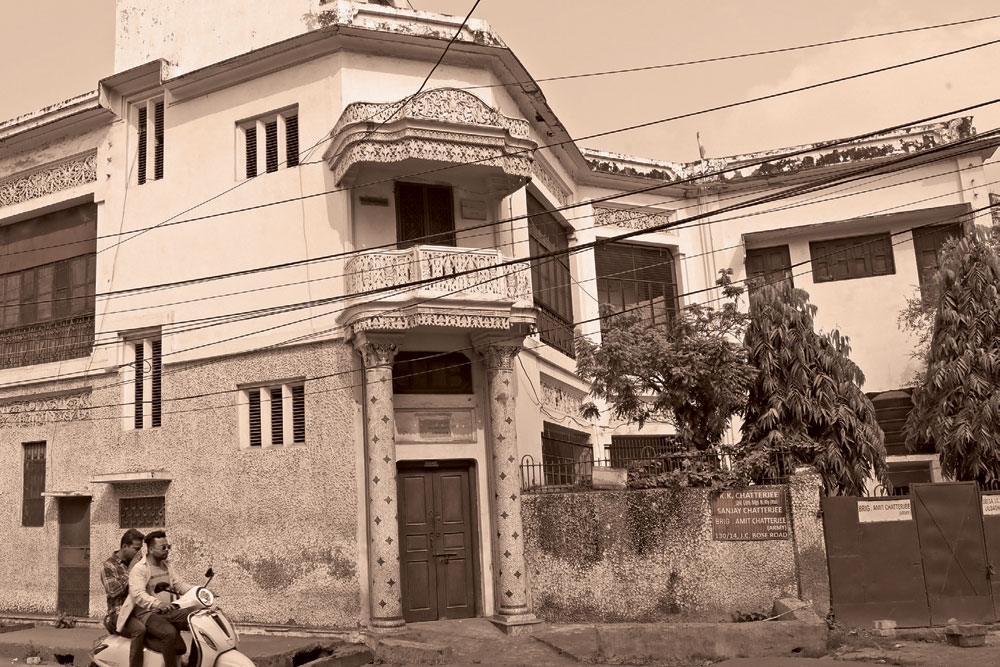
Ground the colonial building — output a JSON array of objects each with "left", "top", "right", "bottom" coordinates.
[{"left": 0, "top": 0, "right": 995, "bottom": 630}]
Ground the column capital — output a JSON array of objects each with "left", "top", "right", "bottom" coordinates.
[
  {"left": 354, "top": 332, "right": 404, "bottom": 368},
  {"left": 472, "top": 331, "right": 526, "bottom": 373}
]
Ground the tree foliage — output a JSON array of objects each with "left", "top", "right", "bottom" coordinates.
[
  {"left": 741, "top": 280, "right": 887, "bottom": 496},
  {"left": 576, "top": 270, "right": 755, "bottom": 451},
  {"left": 904, "top": 227, "right": 1000, "bottom": 484}
]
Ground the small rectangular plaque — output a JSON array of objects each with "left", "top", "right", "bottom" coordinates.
[
  {"left": 395, "top": 408, "right": 475, "bottom": 444},
  {"left": 857, "top": 498, "right": 912, "bottom": 523},
  {"left": 983, "top": 494, "right": 1000, "bottom": 516},
  {"left": 712, "top": 487, "right": 790, "bottom": 540}
]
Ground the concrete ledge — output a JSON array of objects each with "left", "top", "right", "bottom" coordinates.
[
  {"left": 373, "top": 638, "right": 452, "bottom": 665},
  {"left": 536, "top": 621, "right": 827, "bottom": 662}
]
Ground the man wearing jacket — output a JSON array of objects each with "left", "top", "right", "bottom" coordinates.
[
  {"left": 119, "top": 530, "right": 192, "bottom": 667},
  {"left": 100, "top": 529, "right": 146, "bottom": 667}
]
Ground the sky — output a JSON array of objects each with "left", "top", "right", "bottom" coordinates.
[{"left": 2, "top": 0, "right": 999, "bottom": 170}]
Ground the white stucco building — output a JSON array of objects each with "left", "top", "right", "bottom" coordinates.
[{"left": 0, "top": 0, "right": 995, "bottom": 630}]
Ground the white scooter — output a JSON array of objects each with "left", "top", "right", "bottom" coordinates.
[{"left": 91, "top": 570, "right": 254, "bottom": 667}]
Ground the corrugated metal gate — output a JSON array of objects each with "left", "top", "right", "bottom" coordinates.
[{"left": 824, "top": 482, "right": 998, "bottom": 627}]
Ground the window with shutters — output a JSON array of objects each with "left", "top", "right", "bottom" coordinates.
[
  {"left": 528, "top": 192, "right": 575, "bottom": 357},
  {"left": 22, "top": 442, "right": 45, "bottom": 527},
  {"left": 136, "top": 99, "right": 165, "bottom": 185},
  {"left": 238, "top": 108, "right": 299, "bottom": 179},
  {"left": 119, "top": 496, "right": 166, "bottom": 528},
  {"left": 395, "top": 182, "right": 455, "bottom": 248},
  {"left": 913, "top": 223, "right": 962, "bottom": 290},
  {"left": 125, "top": 333, "right": 162, "bottom": 430},
  {"left": 810, "top": 233, "right": 895, "bottom": 282},
  {"left": 595, "top": 242, "right": 677, "bottom": 329},
  {"left": 240, "top": 380, "right": 306, "bottom": 449},
  {"left": 745, "top": 244, "right": 793, "bottom": 289}
]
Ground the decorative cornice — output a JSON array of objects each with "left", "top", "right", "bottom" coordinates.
[
  {"left": 351, "top": 311, "right": 513, "bottom": 336},
  {"left": 531, "top": 161, "right": 570, "bottom": 206},
  {"left": 0, "top": 152, "right": 97, "bottom": 209},
  {"left": 0, "top": 389, "right": 91, "bottom": 427},
  {"left": 593, "top": 205, "right": 676, "bottom": 233}
]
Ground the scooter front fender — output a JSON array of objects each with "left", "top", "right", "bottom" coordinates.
[{"left": 214, "top": 650, "right": 255, "bottom": 667}]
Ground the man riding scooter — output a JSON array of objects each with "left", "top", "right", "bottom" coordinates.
[
  {"left": 100, "top": 529, "right": 146, "bottom": 667},
  {"left": 118, "top": 530, "right": 192, "bottom": 667}
]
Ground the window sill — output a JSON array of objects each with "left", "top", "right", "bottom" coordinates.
[{"left": 241, "top": 442, "right": 308, "bottom": 452}]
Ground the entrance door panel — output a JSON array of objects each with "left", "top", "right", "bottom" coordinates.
[
  {"left": 398, "top": 463, "right": 476, "bottom": 622},
  {"left": 58, "top": 498, "right": 91, "bottom": 616}
]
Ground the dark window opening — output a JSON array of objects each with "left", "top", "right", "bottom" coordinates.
[
  {"left": 393, "top": 352, "right": 473, "bottom": 394},
  {"left": 885, "top": 461, "right": 933, "bottom": 496},
  {"left": 248, "top": 389, "right": 262, "bottom": 447},
  {"left": 395, "top": 182, "right": 455, "bottom": 248},
  {"left": 119, "top": 496, "right": 165, "bottom": 528},
  {"left": 541, "top": 422, "right": 591, "bottom": 486},
  {"left": 608, "top": 434, "right": 683, "bottom": 467},
  {"left": 285, "top": 115, "right": 299, "bottom": 167},
  {"left": 137, "top": 106, "right": 148, "bottom": 185},
  {"left": 528, "top": 193, "right": 575, "bottom": 357},
  {"left": 291, "top": 383, "right": 306, "bottom": 444},
  {"left": 153, "top": 101, "right": 164, "bottom": 181},
  {"left": 596, "top": 242, "right": 677, "bottom": 328},
  {"left": 746, "top": 244, "right": 793, "bottom": 289},
  {"left": 244, "top": 126, "right": 257, "bottom": 178},
  {"left": 810, "top": 233, "right": 895, "bottom": 283},
  {"left": 913, "top": 223, "right": 962, "bottom": 290},
  {"left": 133, "top": 337, "right": 162, "bottom": 429},
  {"left": 264, "top": 121, "right": 279, "bottom": 173},
  {"left": 22, "top": 442, "right": 46, "bottom": 527},
  {"left": 271, "top": 387, "right": 284, "bottom": 445}
]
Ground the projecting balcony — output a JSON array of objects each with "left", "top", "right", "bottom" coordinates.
[
  {"left": 324, "top": 88, "right": 537, "bottom": 197},
  {"left": 340, "top": 245, "right": 535, "bottom": 336}
]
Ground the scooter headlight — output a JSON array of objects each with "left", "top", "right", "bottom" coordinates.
[{"left": 197, "top": 587, "right": 215, "bottom": 607}]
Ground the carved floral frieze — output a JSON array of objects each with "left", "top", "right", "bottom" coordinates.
[
  {"left": 0, "top": 152, "right": 97, "bottom": 209},
  {"left": 540, "top": 380, "right": 585, "bottom": 416},
  {"left": 593, "top": 205, "right": 676, "bottom": 233},
  {"left": 531, "top": 162, "right": 570, "bottom": 206},
  {"left": 0, "top": 389, "right": 91, "bottom": 427}
]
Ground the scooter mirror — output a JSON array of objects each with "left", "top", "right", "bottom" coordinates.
[{"left": 204, "top": 568, "right": 214, "bottom": 579}]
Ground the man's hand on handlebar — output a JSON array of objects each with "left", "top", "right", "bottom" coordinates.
[{"left": 154, "top": 600, "right": 173, "bottom": 613}]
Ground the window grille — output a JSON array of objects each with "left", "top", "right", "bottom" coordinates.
[
  {"left": 810, "top": 233, "right": 895, "bottom": 282},
  {"left": 119, "top": 496, "right": 165, "bottom": 528},
  {"left": 22, "top": 442, "right": 46, "bottom": 527},
  {"left": 244, "top": 381, "right": 305, "bottom": 448}
]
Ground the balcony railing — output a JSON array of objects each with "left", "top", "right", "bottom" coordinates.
[
  {"left": 0, "top": 314, "right": 95, "bottom": 370},
  {"left": 346, "top": 245, "right": 532, "bottom": 303}
]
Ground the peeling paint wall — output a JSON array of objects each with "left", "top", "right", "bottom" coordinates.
[
  {"left": 522, "top": 484, "right": 812, "bottom": 623},
  {"left": 0, "top": 340, "right": 364, "bottom": 628}
]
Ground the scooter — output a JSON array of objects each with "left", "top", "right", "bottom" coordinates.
[{"left": 91, "top": 570, "right": 254, "bottom": 667}]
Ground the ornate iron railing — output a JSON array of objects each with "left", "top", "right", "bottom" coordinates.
[
  {"left": 346, "top": 245, "right": 532, "bottom": 303},
  {"left": 0, "top": 314, "right": 94, "bottom": 370}
]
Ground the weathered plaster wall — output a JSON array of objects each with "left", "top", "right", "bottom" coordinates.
[
  {"left": 0, "top": 339, "right": 364, "bottom": 628},
  {"left": 522, "top": 486, "right": 800, "bottom": 622},
  {"left": 788, "top": 468, "right": 829, "bottom": 617}
]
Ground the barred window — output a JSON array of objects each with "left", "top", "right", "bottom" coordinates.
[
  {"left": 22, "top": 442, "right": 45, "bottom": 527},
  {"left": 119, "top": 496, "right": 165, "bottom": 528},
  {"left": 242, "top": 381, "right": 306, "bottom": 448}
]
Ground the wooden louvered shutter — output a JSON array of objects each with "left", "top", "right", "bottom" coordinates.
[
  {"left": 595, "top": 242, "right": 677, "bottom": 322},
  {"left": 22, "top": 442, "right": 46, "bottom": 527},
  {"left": 270, "top": 387, "right": 283, "bottom": 445},
  {"left": 151, "top": 338, "right": 162, "bottom": 428},
  {"left": 870, "top": 233, "right": 894, "bottom": 276},
  {"left": 265, "top": 121, "right": 278, "bottom": 173},
  {"left": 134, "top": 343, "right": 144, "bottom": 429},
  {"left": 285, "top": 115, "right": 299, "bottom": 167},
  {"left": 292, "top": 383, "right": 305, "bottom": 444},
  {"left": 153, "top": 101, "right": 164, "bottom": 180},
  {"left": 425, "top": 185, "right": 455, "bottom": 246},
  {"left": 248, "top": 389, "right": 262, "bottom": 447},
  {"left": 746, "top": 245, "right": 793, "bottom": 288},
  {"left": 245, "top": 126, "right": 257, "bottom": 178},
  {"left": 137, "top": 106, "right": 148, "bottom": 185}
]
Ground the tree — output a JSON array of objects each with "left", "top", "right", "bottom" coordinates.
[
  {"left": 576, "top": 270, "right": 755, "bottom": 451},
  {"left": 904, "top": 227, "right": 1000, "bottom": 484},
  {"left": 741, "top": 280, "right": 887, "bottom": 496}
]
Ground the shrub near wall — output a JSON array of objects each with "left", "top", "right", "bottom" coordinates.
[{"left": 521, "top": 486, "right": 799, "bottom": 622}]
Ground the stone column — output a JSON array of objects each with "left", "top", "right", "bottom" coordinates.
[
  {"left": 356, "top": 334, "right": 405, "bottom": 629},
  {"left": 477, "top": 339, "right": 536, "bottom": 628},
  {"left": 789, "top": 466, "right": 830, "bottom": 617}
]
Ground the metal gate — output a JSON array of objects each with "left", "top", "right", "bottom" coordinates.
[{"left": 823, "top": 481, "right": 997, "bottom": 627}]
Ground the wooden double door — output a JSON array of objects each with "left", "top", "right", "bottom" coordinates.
[{"left": 397, "top": 462, "right": 478, "bottom": 622}]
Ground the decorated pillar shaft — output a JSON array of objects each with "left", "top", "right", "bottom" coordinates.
[
  {"left": 359, "top": 339, "right": 404, "bottom": 628},
  {"left": 479, "top": 343, "right": 531, "bottom": 617}
]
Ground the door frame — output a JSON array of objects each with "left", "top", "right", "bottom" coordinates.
[
  {"left": 56, "top": 496, "right": 92, "bottom": 617},
  {"left": 397, "top": 459, "right": 483, "bottom": 619}
]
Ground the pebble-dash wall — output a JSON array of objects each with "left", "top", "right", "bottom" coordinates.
[{"left": 522, "top": 469, "right": 828, "bottom": 622}]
